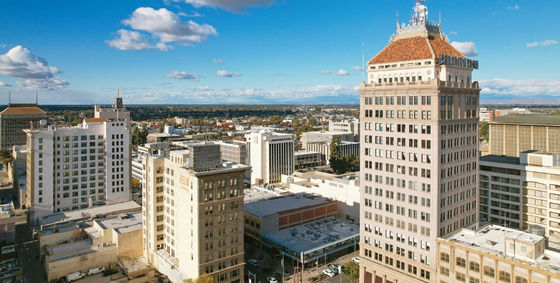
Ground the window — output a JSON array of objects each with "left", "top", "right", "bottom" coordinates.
[
  {"left": 484, "top": 266, "right": 495, "bottom": 277},
  {"left": 515, "top": 276, "right": 527, "bottom": 283},
  {"left": 499, "top": 271, "right": 511, "bottom": 282},
  {"left": 469, "top": 262, "right": 480, "bottom": 272},
  {"left": 456, "top": 272, "right": 466, "bottom": 282},
  {"left": 456, "top": 257, "right": 466, "bottom": 267}
]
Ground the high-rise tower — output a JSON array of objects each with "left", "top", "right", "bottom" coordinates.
[{"left": 359, "top": 1, "right": 480, "bottom": 282}]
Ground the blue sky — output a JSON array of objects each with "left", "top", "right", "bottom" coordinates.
[{"left": 0, "top": 0, "right": 558, "bottom": 105}]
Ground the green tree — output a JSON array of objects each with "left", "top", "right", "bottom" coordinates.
[
  {"left": 479, "top": 121, "right": 489, "bottom": 142},
  {"left": 1, "top": 158, "right": 11, "bottom": 168},
  {"left": 184, "top": 274, "right": 217, "bottom": 283},
  {"left": 343, "top": 261, "right": 359, "bottom": 282},
  {"left": 329, "top": 136, "right": 346, "bottom": 174},
  {"left": 132, "top": 125, "right": 141, "bottom": 146},
  {"left": 140, "top": 123, "right": 149, "bottom": 145},
  {"left": 159, "top": 123, "right": 165, "bottom": 133}
]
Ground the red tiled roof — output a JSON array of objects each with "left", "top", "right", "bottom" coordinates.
[
  {"left": 429, "top": 37, "right": 465, "bottom": 59},
  {"left": 368, "top": 36, "right": 465, "bottom": 65},
  {"left": 1, "top": 107, "right": 46, "bottom": 115}
]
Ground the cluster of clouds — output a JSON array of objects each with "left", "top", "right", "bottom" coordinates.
[
  {"left": 106, "top": 7, "right": 217, "bottom": 51},
  {"left": 480, "top": 78, "right": 560, "bottom": 96},
  {"left": 526, "top": 40, "right": 557, "bottom": 48},
  {"left": 126, "top": 84, "right": 359, "bottom": 104},
  {"left": 451, "top": 41, "right": 478, "bottom": 57},
  {"left": 0, "top": 46, "right": 68, "bottom": 90},
  {"left": 172, "top": 0, "right": 275, "bottom": 13}
]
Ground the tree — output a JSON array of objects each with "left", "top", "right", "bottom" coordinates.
[
  {"left": 479, "top": 121, "right": 489, "bottom": 142},
  {"left": 329, "top": 136, "right": 346, "bottom": 174},
  {"left": 343, "top": 261, "right": 359, "bottom": 282},
  {"left": 132, "top": 125, "right": 141, "bottom": 146},
  {"left": 159, "top": 123, "right": 165, "bottom": 133},
  {"left": 139, "top": 123, "right": 149, "bottom": 145}
]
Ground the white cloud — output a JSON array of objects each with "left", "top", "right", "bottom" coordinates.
[
  {"left": 0, "top": 81, "right": 13, "bottom": 87},
  {"left": 320, "top": 71, "right": 331, "bottom": 75},
  {"left": 165, "top": 71, "right": 203, "bottom": 81},
  {"left": 351, "top": 66, "right": 363, "bottom": 71},
  {"left": 108, "top": 8, "right": 217, "bottom": 51},
  {"left": 335, "top": 69, "right": 350, "bottom": 76},
  {"left": 175, "top": 0, "right": 274, "bottom": 13},
  {"left": 178, "top": 11, "right": 202, "bottom": 17},
  {"left": 526, "top": 40, "right": 557, "bottom": 47},
  {"left": 0, "top": 46, "right": 69, "bottom": 90},
  {"left": 123, "top": 7, "right": 217, "bottom": 43},
  {"left": 213, "top": 58, "right": 224, "bottom": 63},
  {"left": 449, "top": 31, "right": 457, "bottom": 35},
  {"left": 0, "top": 45, "right": 6, "bottom": 48},
  {"left": 106, "top": 29, "right": 173, "bottom": 51},
  {"left": 152, "top": 82, "right": 171, "bottom": 86},
  {"left": 480, "top": 78, "right": 560, "bottom": 96},
  {"left": 216, "top": 70, "right": 242, "bottom": 77},
  {"left": 451, "top": 41, "right": 478, "bottom": 57},
  {"left": 507, "top": 4, "right": 519, "bottom": 10}
]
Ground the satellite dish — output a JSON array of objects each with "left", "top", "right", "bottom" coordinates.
[{"left": 39, "top": 120, "right": 47, "bottom": 126}]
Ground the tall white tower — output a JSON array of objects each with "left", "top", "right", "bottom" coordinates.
[{"left": 359, "top": 1, "right": 480, "bottom": 282}]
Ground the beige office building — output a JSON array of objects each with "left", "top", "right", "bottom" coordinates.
[
  {"left": 142, "top": 142, "right": 248, "bottom": 283},
  {"left": 359, "top": 2, "right": 479, "bottom": 282},
  {"left": 489, "top": 115, "right": 560, "bottom": 157},
  {"left": 437, "top": 224, "right": 560, "bottom": 283},
  {"left": 480, "top": 151, "right": 560, "bottom": 251},
  {"left": 0, "top": 103, "right": 46, "bottom": 149}
]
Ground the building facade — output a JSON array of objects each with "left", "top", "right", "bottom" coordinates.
[
  {"left": 359, "top": 2, "right": 479, "bottom": 282},
  {"left": 480, "top": 151, "right": 560, "bottom": 251},
  {"left": 25, "top": 118, "right": 131, "bottom": 225},
  {"left": 0, "top": 103, "right": 46, "bottom": 149},
  {"left": 142, "top": 142, "right": 248, "bottom": 283},
  {"left": 437, "top": 224, "right": 560, "bottom": 283},
  {"left": 247, "top": 132, "right": 295, "bottom": 184},
  {"left": 489, "top": 115, "right": 560, "bottom": 157},
  {"left": 329, "top": 119, "right": 360, "bottom": 142},
  {"left": 94, "top": 97, "right": 131, "bottom": 126}
]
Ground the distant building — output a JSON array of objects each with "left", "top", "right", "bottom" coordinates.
[
  {"left": 94, "top": 96, "right": 130, "bottom": 126},
  {"left": 489, "top": 115, "right": 560, "bottom": 157},
  {"left": 437, "top": 224, "right": 560, "bottom": 283},
  {"left": 215, "top": 140, "right": 248, "bottom": 164},
  {"left": 300, "top": 131, "right": 353, "bottom": 148},
  {"left": 0, "top": 102, "right": 46, "bottom": 149},
  {"left": 294, "top": 150, "right": 321, "bottom": 168},
  {"left": 141, "top": 142, "right": 248, "bottom": 283},
  {"left": 146, "top": 133, "right": 180, "bottom": 143},
  {"left": 24, "top": 118, "right": 131, "bottom": 226},
  {"left": 328, "top": 119, "right": 360, "bottom": 142},
  {"left": 0, "top": 204, "right": 16, "bottom": 246},
  {"left": 305, "top": 140, "right": 359, "bottom": 165},
  {"left": 247, "top": 132, "right": 295, "bottom": 184},
  {"left": 480, "top": 151, "right": 560, "bottom": 251}
]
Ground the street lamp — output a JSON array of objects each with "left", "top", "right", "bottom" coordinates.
[{"left": 276, "top": 253, "right": 285, "bottom": 281}]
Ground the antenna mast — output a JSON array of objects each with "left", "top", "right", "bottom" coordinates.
[{"left": 116, "top": 89, "right": 120, "bottom": 122}]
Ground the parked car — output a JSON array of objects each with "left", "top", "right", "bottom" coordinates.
[
  {"left": 266, "top": 277, "right": 278, "bottom": 283},
  {"left": 322, "top": 269, "right": 336, "bottom": 277},
  {"left": 87, "top": 267, "right": 105, "bottom": 276},
  {"left": 66, "top": 271, "right": 85, "bottom": 282},
  {"left": 352, "top": 257, "right": 360, "bottom": 263},
  {"left": 102, "top": 269, "right": 119, "bottom": 276},
  {"left": 247, "top": 259, "right": 259, "bottom": 267}
]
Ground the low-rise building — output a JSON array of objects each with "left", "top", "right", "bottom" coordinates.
[
  {"left": 328, "top": 120, "right": 360, "bottom": 142},
  {"left": 0, "top": 204, "right": 15, "bottom": 246},
  {"left": 436, "top": 224, "right": 560, "bottom": 283}
]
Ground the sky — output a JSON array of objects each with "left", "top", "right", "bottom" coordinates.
[{"left": 0, "top": 0, "right": 559, "bottom": 105}]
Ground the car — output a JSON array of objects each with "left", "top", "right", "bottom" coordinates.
[
  {"left": 352, "top": 257, "right": 360, "bottom": 263},
  {"left": 66, "top": 271, "right": 85, "bottom": 282},
  {"left": 247, "top": 259, "right": 259, "bottom": 267},
  {"left": 87, "top": 267, "right": 105, "bottom": 276},
  {"left": 327, "top": 267, "right": 338, "bottom": 275},
  {"left": 266, "top": 277, "right": 277, "bottom": 283},
  {"left": 330, "top": 264, "right": 342, "bottom": 272},
  {"left": 102, "top": 269, "right": 119, "bottom": 276},
  {"left": 322, "top": 269, "right": 335, "bottom": 277},
  {"left": 261, "top": 267, "right": 273, "bottom": 274}
]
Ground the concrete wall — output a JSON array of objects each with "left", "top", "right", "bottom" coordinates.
[
  {"left": 46, "top": 245, "right": 117, "bottom": 282},
  {"left": 116, "top": 229, "right": 143, "bottom": 259}
]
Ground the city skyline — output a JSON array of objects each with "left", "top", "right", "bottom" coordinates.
[{"left": 0, "top": 0, "right": 558, "bottom": 105}]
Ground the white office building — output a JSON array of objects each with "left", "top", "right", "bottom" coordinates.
[
  {"left": 25, "top": 118, "right": 131, "bottom": 225},
  {"left": 246, "top": 132, "right": 295, "bottom": 184}
]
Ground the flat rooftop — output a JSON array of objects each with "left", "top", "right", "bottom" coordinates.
[
  {"left": 244, "top": 192, "right": 332, "bottom": 218},
  {"left": 493, "top": 114, "right": 560, "bottom": 126},
  {"left": 38, "top": 201, "right": 141, "bottom": 227},
  {"left": 96, "top": 212, "right": 142, "bottom": 234},
  {"left": 441, "top": 224, "right": 560, "bottom": 274},
  {"left": 263, "top": 217, "right": 359, "bottom": 254},
  {"left": 480, "top": 155, "right": 521, "bottom": 165}
]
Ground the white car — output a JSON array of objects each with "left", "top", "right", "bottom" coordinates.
[
  {"left": 267, "top": 277, "right": 278, "bottom": 283},
  {"left": 352, "top": 257, "right": 360, "bottom": 263},
  {"left": 323, "top": 269, "right": 336, "bottom": 277},
  {"left": 87, "top": 266, "right": 105, "bottom": 276}
]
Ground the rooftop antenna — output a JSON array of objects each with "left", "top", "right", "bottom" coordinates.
[
  {"left": 36, "top": 92, "right": 38, "bottom": 105},
  {"left": 439, "top": 11, "right": 441, "bottom": 26},
  {"left": 362, "top": 42, "right": 365, "bottom": 82},
  {"left": 117, "top": 88, "right": 120, "bottom": 122},
  {"left": 8, "top": 92, "right": 10, "bottom": 105}
]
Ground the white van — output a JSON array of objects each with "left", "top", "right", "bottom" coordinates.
[
  {"left": 66, "top": 271, "right": 85, "bottom": 282},
  {"left": 87, "top": 266, "right": 105, "bottom": 276}
]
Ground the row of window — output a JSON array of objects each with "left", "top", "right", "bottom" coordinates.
[{"left": 365, "top": 96, "right": 432, "bottom": 106}]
